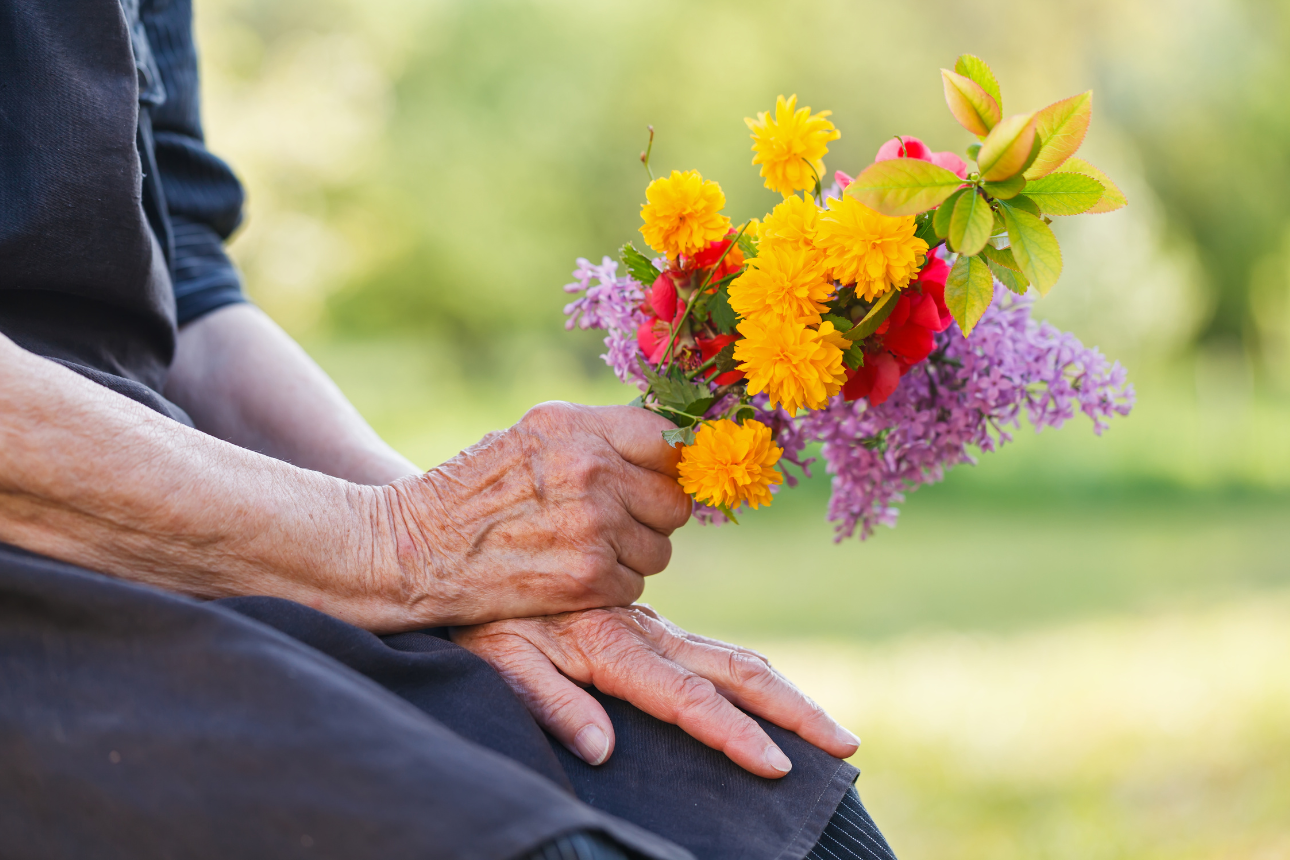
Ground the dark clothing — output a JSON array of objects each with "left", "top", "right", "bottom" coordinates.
[
  {"left": 0, "top": 1, "right": 895, "bottom": 857},
  {"left": 0, "top": 0, "right": 245, "bottom": 421},
  {"left": 0, "top": 542, "right": 875, "bottom": 860}
]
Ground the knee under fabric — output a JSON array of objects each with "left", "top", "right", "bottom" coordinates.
[
  {"left": 532, "top": 787, "right": 897, "bottom": 860},
  {"left": 521, "top": 831, "right": 642, "bottom": 860}
]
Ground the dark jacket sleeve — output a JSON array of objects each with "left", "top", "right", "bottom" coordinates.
[{"left": 141, "top": 0, "right": 248, "bottom": 325}]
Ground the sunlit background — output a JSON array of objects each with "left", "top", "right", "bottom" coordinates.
[{"left": 195, "top": 0, "right": 1290, "bottom": 855}]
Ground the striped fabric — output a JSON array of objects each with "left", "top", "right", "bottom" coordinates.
[
  {"left": 524, "top": 786, "right": 895, "bottom": 860},
  {"left": 805, "top": 787, "right": 897, "bottom": 860},
  {"left": 522, "top": 831, "right": 639, "bottom": 860}
]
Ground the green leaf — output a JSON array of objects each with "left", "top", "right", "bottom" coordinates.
[
  {"left": 982, "top": 174, "right": 1026, "bottom": 200},
  {"left": 945, "top": 254, "right": 995, "bottom": 335},
  {"left": 845, "top": 158, "right": 966, "bottom": 217},
  {"left": 639, "top": 360, "right": 714, "bottom": 414},
  {"left": 966, "top": 142, "right": 982, "bottom": 161},
  {"left": 717, "top": 504, "right": 741, "bottom": 525},
  {"left": 1008, "top": 194, "right": 1043, "bottom": 218},
  {"left": 955, "top": 54, "right": 1002, "bottom": 110},
  {"left": 980, "top": 243, "right": 1022, "bottom": 272},
  {"left": 709, "top": 283, "right": 738, "bottom": 335},
  {"left": 933, "top": 188, "right": 967, "bottom": 239},
  {"left": 941, "top": 69, "right": 1001, "bottom": 137},
  {"left": 948, "top": 190, "right": 993, "bottom": 256},
  {"left": 734, "top": 406, "right": 756, "bottom": 424},
  {"left": 977, "top": 113, "right": 1038, "bottom": 182},
  {"left": 736, "top": 231, "right": 759, "bottom": 259},
  {"left": 627, "top": 395, "right": 645, "bottom": 408},
  {"left": 620, "top": 242, "right": 660, "bottom": 286},
  {"left": 713, "top": 341, "right": 738, "bottom": 373},
  {"left": 661, "top": 426, "right": 697, "bottom": 446},
  {"left": 998, "top": 201, "right": 1063, "bottom": 295},
  {"left": 1054, "top": 157, "right": 1127, "bottom": 213},
  {"left": 842, "top": 340, "right": 866, "bottom": 370},
  {"left": 1024, "top": 91, "right": 1093, "bottom": 180},
  {"left": 845, "top": 289, "right": 901, "bottom": 340},
  {"left": 914, "top": 210, "right": 939, "bottom": 248},
  {"left": 987, "top": 259, "right": 1029, "bottom": 295},
  {"left": 1022, "top": 172, "right": 1104, "bottom": 216}
]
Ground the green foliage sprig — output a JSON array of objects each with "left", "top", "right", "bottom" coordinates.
[{"left": 845, "top": 54, "right": 1126, "bottom": 335}]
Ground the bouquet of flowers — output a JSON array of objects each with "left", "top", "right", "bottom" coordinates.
[{"left": 564, "top": 55, "right": 1135, "bottom": 539}]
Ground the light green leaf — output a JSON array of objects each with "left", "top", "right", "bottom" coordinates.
[
  {"left": 933, "top": 188, "right": 967, "bottom": 239},
  {"left": 955, "top": 54, "right": 1002, "bottom": 110},
  {"left": 982, "top": 173, "right": 1026, "bottom": 199},
  {"left": 661, "top": 426, "right": 697, "bottom": 446},
  {"left": 980, "top": 243, "right": 1021, "bottom": 272},
  {"left": 966, "top": 142, "right": 983, "bottom": 161},
  {"left": 845, "top": 158, "right": 965, "bottom": 217},
  {"left": 1023, "top": 172, "right": 1104, "bottom": 216},
  {"left": 977, "top": 113, "right": 1038, "bottom": 182},
  {"left": 949, "top": 190, "right": 993, "bottom": 256},
  {"left": 985, "top": 258, "right": 1029, "bottom": 294},
  {"left": 1024, "top": 91, "right": 1093, "bottom": 180},
  {"left": 945, "top": 254, "right": 995, "bottom": 335},
  {"left": 620, "top": 242, "right": 660, "bottom": 286},
  {"left": 1054, "top": 157, "right": 1127, "bottom": 213},
  {"left": 845, "top": 289, "right": 900, "bottom": 340},
  {"left": 999, "top": 201, "right": 1063, "bottom": 295},
  {"left": 941, "top": 69, "right": 1001, "bottom": 137},
  {"left": 639, "top": 360, "right": 713, "bottom": 414},
  {"left": 1009, "top": 194, "right": 1043, "bottom": 218}
]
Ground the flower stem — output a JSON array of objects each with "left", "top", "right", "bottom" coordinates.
[
  {"left": 659, "top": 221, "right": 750, "bottom": 375},
  {"left": 640, "top": 126, "right": 656, "bottom": 182}
]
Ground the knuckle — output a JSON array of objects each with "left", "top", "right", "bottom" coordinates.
[
  {"left": 676, "top": 674, "right": 721, "bottom": 714},
  {"left": 728, "top": 651, "right": 775, "bottom": 688}
]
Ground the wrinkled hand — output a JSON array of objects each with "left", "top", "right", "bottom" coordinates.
[
  {"left": 376, "top": 403, "right": 691, "bottom": 629},
  {"left": 451, "top": 605, "right": 860, "bottom": 779}
]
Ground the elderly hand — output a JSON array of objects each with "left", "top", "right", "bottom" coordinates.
[
  {"left": 373, "top": 403, "right": 692, "bottom": 630},
  {"left": 451, "top": 605, "right": 860, "bottom": 779}
]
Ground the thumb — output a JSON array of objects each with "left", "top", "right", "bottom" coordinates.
[
  {"left": 481, "top": 634, "right": 618, "bottom": 766},
  {"left": 590, "top": 404, "right": 684, "bottom": 477}
]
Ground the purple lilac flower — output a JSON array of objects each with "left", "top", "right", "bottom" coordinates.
[
  {"left": 801, "top": 290, "right": 1135, "bottom": 540},
  {"left": 563, "top": 256, "right": 648, "bottom": 386}
]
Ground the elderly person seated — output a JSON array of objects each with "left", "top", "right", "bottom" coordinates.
[{"left": 0, "top": 2, "right": 897, "bottom": 858}]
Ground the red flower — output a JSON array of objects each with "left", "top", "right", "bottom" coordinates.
[
  {"left": 842, "top": 352, "right": 901, "bottom": 405},
  {"left": 842, "top": 254, "right": 954, "bottom": 405},
  {"left": 696, "top": 332, "right": 744, "bottom": 385},
  {"left": 874, "top": 135, "right": 968, "bottom": 180},
  {"left": 691, "top": 233, "right": 745, "bottom": 281}
]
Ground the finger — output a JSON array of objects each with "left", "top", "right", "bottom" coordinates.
[
  {"left": 590, "top": 644, "right": 794, "bottom": 779},
  {"left": 651, "top": 632, "right": 859, "bottom": 759},
  {"left": 610, "top": 517, "right": 674, "bottom": 578},
  {"left": 468, "top": 630, "right": 617, "bottom": 766},
  {"left": 639, "top": 608, "right": 772, "bottom": 665},
  {"left": 590, "top": 405, "right": 685, "bottom": 477},
  {"left": 617, "top": 462, "right": 692, "bottom": 535}
]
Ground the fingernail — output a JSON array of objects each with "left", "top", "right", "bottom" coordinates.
[
  {"left": 764, "top": 744, "right": 792, "bottom": 774},
  {"left": 835, "top": 726, "right": 862, "bottom": 749},
  {"left": 574, "top": 725, "right": 610, "bottom": 766}
]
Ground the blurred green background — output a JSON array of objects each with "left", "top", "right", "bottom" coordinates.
[{"left": 196, "top": 0, "right": 1290, "bottom": 856}]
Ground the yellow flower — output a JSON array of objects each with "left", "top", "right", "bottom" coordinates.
[
  {"left": 758, "top": 194, "right": 822, "bottom": 252},
  {"left": 728, "top": 241, "right": 833, "bottom": 325},
  {"left": 746, "top": 95, "right": 840, "bottom": 197},
  {"left": 639, "top": 169, "right": 733, "bottom": 259},
  {"left": 678, "top": 419, "right": 783, "bottom": 510},
  {"left": 815, "top": 195, "right": 928, "bottom": 301},
  {"left": 734, "top": 318, "right": 849, "bottom": 414}
]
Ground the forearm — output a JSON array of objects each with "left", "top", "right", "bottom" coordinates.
[
  {"left": 0, "top": 334, "right": 407, "bottom": 629},
  {"left": 164, "top": 304, "right": 419, "bottom": 485}
]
